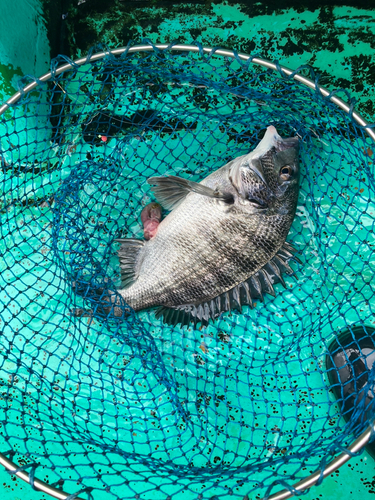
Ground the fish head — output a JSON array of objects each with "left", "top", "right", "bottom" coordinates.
[{"left": 230, "top": 125, "right": 300, "bottom": 214}]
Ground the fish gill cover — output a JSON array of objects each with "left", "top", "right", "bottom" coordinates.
[{"left": 0, "top": 41, "right": 374, "bottom": 499}]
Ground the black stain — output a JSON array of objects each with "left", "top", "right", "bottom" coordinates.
[
  {"left": 190, "top": 28, "right": 202, "bottom": 39},
  {"left": 236, "top": 0, "right": 374, "bottom": 16},
  {"left": 279, "top": 26, "right": 344, "bottom": 53},
  {"left": 42, "top": 1, "right": 375, "bottom": 124},
  {"left": 280, "top": 38, "right": 305, "bottom": 56}
]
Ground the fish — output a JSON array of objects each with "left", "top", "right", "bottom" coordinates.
[
  {"left": 141, "top": 202, "right": 162, "bottom": 240},
  {"left": 113, "top": 125, "right": 301, "bottom": 327}
]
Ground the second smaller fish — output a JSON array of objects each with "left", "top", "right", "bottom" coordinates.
[{"left": 141, "top": 202, "right": 162, "bottom": 240}]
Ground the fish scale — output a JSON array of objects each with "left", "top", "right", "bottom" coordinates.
[{"left": 114, "top": 126, "right": 301, "bottom": 326}]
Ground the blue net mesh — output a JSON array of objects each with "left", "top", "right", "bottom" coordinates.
[{"left": 1, "top": 41, "right": 375, "bottom": 499}]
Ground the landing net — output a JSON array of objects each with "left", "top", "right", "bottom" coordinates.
[{"left": 1, "top": 41, "right": 374, "bottom": 500}]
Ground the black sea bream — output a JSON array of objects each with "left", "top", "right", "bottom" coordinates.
[{"left": 115, "top": 125, "right": 301, "bottom": 326}]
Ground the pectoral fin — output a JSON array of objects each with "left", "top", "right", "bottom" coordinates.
[{"left": 147, "top": 175, "right": 233, "bottom": 210}]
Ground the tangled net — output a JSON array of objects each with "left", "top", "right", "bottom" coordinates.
[{"left": 1, "top": 41, "right": 375, "bottom": 500}]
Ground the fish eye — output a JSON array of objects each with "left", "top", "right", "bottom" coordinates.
[{"left": 279, "top": 165, "right": 293, "bottom": 181}]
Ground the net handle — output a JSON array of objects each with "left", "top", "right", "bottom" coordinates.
[{"left": 0, "top": 42, "right": 374, "bottom": 500}]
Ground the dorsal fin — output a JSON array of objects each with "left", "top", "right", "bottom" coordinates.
[
  {"left": 147, "top": 175, "right": 233, "bottom": 211},
  {"left": 231, "top": 285, "right": 241, "bottom": 310},
  {"left": 240, "top": 281, "right": 253, "bottom": 308},
  {"left": 258, "top": 268, "right": 276, "bottom": 297},
  {"left": 250, "top": 274, "right": 263, "bottom": 302},
  {"left": 273, "top": 254, "right": 294, "bottom": 275},
  {"left": 281, "top": 242, "right": 302, "bottom": 264},
  {"left": 155, "top": 242, "right": 302, "bottom": 327},
  {"left": 266, "top": 259, "right": 286, "bottom": 288},
  {"left": 115, "top": 238, "right": 145, "bottom": 287}
]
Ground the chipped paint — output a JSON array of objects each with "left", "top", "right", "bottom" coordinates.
[
  {"left": 0, "top": 0, "right": 49, "bottom": 100},
  {"left": 65, "top": 2, "right": 375, "bottom": 120}
]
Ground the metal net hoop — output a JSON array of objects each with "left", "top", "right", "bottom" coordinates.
[{"left": 0, "top": 42, "right": 374, "bottom": 500}]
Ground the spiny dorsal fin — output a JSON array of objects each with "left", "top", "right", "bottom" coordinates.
[
  {"left": 258, "top": 268, "right": 276, "bottom": 297},
  {"left": 156, "top": 305, "right": 193, "bottom": 327},
  {"left": 240, "top": 281, "right": 253, "bottom": 308},
  {"left": 115, "top": 238, "right": 145, "bottom": 287},
  {"left": 282, "top": 242, "right": 302, "bottom": 263},
  {"left": 232, "top": 286, "right": 241, "bottom": 310},
  {"left": 155, "top": 242, "right": 302, "bottom": 328},
  {"left": 273, "top": 254, "right": 294, "bottom": 276},
  {"left": 147, "top": 175, "right": 233, "bottom": 211},
  {"left": 250, "top": 274, "right": 263, "bottom": 302},
  {"left": 267, "top": 259, "right": 286, "bottom": 288}
]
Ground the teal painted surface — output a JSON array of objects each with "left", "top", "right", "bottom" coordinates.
[
  {"left": 0, "top": 0, "right": 50, "bottom": 101},
  {"left": 0, "top": 1, "right": 52, "bottom": 499},
  {"left": 66, "top": 2, "right": 375, "bottom": 121},
  {"left": 0, "top": 2, "right": 375, "bottom": 500}
]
